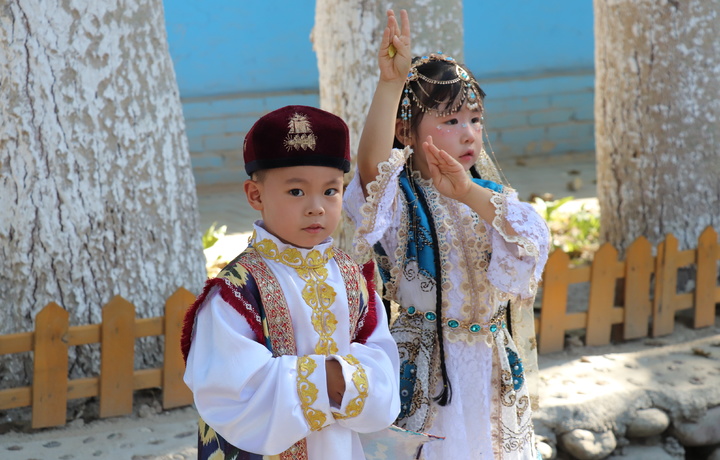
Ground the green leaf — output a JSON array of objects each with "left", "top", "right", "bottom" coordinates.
[{"left": 202, "top": 222, "right": 228, "bottom": 250}]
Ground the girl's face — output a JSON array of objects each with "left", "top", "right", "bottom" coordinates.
[{"left": 411, "top": 105, "right": 483, "bottom": 178}]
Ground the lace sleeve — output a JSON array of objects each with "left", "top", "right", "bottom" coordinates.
[
  {"left": 486, "top": 190, "right": 550, "bottom": 298},
  {"left": 343, "top": 148, "right": 408, "bottom": 263}
]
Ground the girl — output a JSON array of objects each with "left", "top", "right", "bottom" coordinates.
[{"left": 344, "top": 10, "right": 549, "bottom": 459}]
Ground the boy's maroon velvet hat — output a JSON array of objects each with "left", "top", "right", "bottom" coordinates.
[{"left": 243, "top": 105, "right": 351, "bottom": 176}]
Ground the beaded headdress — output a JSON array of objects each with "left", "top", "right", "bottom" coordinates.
[
  {"left": 400, "top": 53, "right": 508, "bottom": 187},
  {"left": 400, "top": 52, "right": 485, "bottom": 122}
]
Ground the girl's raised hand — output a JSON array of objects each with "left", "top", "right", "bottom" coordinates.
[
  {"left": 423, "top": 136, "right": 472, "bottom": 201},
  {"left": 378, "top": 9, "right": 411, "bottom": 83}
]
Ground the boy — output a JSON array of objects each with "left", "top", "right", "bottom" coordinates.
[{"left": 181, "top": 105, "right": 400, "bottom": 460}]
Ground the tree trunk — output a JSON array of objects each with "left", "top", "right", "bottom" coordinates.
[
  {"left": 313, "top": 0, "right": 463, "bottom": 251},
  {"left": 385, "top": 0, "right": 464, "bottom": 61},
  {"left": 0, "top": 1, "right": 206, "bottom": 388},
  {"left": 594, "top": 0, "right": 720, "bottom": 256}
]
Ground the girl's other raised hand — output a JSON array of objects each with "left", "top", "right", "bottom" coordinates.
[
  {"left": 423, "top": 136, "right": 472, "bottom": 201},
  {"left": 379, "top": 9, "right": 411, "bottom": 83}
]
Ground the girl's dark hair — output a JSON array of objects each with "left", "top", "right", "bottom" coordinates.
[{"left": 393, "top": 57, "right": 486, "bottom": 149}]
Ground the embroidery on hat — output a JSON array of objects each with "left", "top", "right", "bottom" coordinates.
[{"left": 284, "top": 113, "right": 317, "bottom": 151}]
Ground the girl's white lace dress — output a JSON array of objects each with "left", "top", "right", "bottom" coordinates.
[{"left": 344, "top": 147, "right": 550, "bottom": 459}]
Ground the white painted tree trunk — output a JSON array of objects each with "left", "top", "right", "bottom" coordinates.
[
  {"left": 313, "top": 0, "right": 463, "bottom": 250},
  {"left": 0, "top": 1, "right": 206, "bottom": 388},
  {"left": 386, "top": 0, "right": 464, "bottom": 61},
  {"left": 594, "top": 0, "right": 720, "bottom": 255}
]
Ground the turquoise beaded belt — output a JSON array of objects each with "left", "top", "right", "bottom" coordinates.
[{"left": 403, "top": 305, "right": 507, "bottom": 334}]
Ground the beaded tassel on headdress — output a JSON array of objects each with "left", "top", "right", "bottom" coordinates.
[
  {"left": 400, "top": 52, "right": 487, "bottom": 149},
  {"left": 400, "top": 87, "right": 412, "bottom": 134},
  {"left": 404, "top": 52, "right": 485, "bottom": 117}
]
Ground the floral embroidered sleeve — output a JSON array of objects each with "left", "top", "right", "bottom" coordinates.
[
  {"left": 330, "top": 355, "right": 369, "bottom": 421},
  {"left": 296, "top": 354, "right": 338, "bottom": 432},
  {"left": 330, "top": 291, "right": 400, "bottom": 431},
  {"left": 485, "top": 189, "right": 551, "bottom": 298},
  {"left": 344, "top": 148, "right": 408, "bottom": 263}
]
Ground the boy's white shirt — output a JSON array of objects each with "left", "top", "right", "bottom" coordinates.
[{"left": 184, "top": 223, "right": 400, "bottom": 458}]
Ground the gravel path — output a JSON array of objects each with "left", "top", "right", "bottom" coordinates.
[{"left": 1, "top": 406, "right": 199, "bottom": 460}]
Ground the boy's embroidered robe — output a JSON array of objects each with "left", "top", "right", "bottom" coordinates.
[{"left": 182, "top": 224, "right": 400, "bottom": 460}]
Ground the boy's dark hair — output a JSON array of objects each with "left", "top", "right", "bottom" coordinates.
[
  {"left": 250, "top": 170, "right": 266, "bottom": 182},
  {"left": 393, "top": 57, "right": 486, "bottom": 149}
]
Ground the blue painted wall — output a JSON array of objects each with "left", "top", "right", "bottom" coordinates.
[
  {"left": 464, "top": 1, "right": 595, "bottom": 161},
  {"left": 464, "top": 1, "right": 593, "bottom": 76},
  {"left": 164, "top": 1, "right": 318, "bottom": 97},
  {"left": 164, "top": 1, "right": 320, "bottom": 185},
  {"left": 163, "top": 1, "right": 594, "bottom": 185}
]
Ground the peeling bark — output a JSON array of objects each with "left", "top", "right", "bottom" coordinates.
[
  {"left": 313, "top": 0, "right": 463, "bottom": 250},
  {"left": 0, "top": 0, "right": 206, "bottom": 388},
  {"left": 595, "top": 0, "right": 720, "bottom": 256}
]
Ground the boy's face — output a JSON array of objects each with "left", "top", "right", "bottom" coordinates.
[{"left": 244, "top": 165, "right": 344, "bottom": 249}]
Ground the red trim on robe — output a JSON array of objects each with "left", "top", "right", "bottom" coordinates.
[
  {"left": 181, "top": 277, "right": 265, "bottom": 364},
  {"left": 353, "top": 260, "right": 379, "bottom": 344}
]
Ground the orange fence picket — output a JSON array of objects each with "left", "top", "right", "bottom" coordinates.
[
  {"left": 585, "top": 243, "right": 621, "bottom": 347},
  {"left": 32, "top": 303, "right": 69, "bottom": 429},
  {"left": 0, "top": 227, "right": 718, "bottom": 429},
  {"left": 99, "top": 296, "right": 135, "bottom": 418},
  {"left": 622, "top": 237, "right": 653, "bottom": 340},
  {"left": 695, "top": 227, "right": 718, "bottom": 328},
  {"left": 163, "top": 288, "right": 196, "bottom": 409},
  {"left": 653, "top": 235, "right": 679, "bottom": 337},
  {"left": 538, "top": 250, "right": 571, "bottom": 354}
]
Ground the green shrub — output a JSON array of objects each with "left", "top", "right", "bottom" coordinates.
[
  {"left": 202, "top": 222, "right": 227, "bottom": 250},
  {"left": 535, "top": 197, "right": 600, "bottom": 264}
]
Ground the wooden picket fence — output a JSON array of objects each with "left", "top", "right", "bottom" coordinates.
[
  {"left": 0, "top": 227, "right": 718, "bottom": 429},
  {"left": 537, "top": 226, "right": 720, "bottom": 353},
  {"left": 0, "top": 288, "right": 195, "bottom": 429}
]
